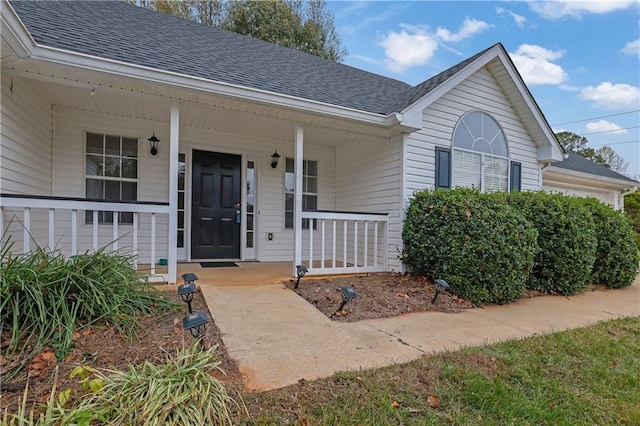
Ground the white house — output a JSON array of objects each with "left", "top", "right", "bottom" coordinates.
[{"left": 1, "top": 1, "right": 634, "bottom": 284}]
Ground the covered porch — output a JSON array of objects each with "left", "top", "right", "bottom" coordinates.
[{"left": 1, "top": 52, "right": 404, "bottom": 284}]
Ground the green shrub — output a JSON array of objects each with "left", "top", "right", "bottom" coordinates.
[
  {"left": 506, "top": 192, "right": 597, "bottom": 295},
  {"left": 0, "top": 240, "right": 177, "bottom": 378},
  {"left": 402, "top": 188, "right": 538, "bottom": 305},
  {"left": 582, "top": 197, "right": 639, "bottom": 288}
]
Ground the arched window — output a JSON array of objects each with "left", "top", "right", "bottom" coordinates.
[{"left": 451, "top": 111, "right": 509, "bottom": 192}]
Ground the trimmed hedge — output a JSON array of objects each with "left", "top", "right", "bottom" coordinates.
[
  {"left": 402, "top": 188, "right": 538, "bottom": 305},
  {"left": 506, "top": 192, "right": 597, "bottom": 295},
  {"left": 582, "top": 197, "right": 639, "bottom": 288}
]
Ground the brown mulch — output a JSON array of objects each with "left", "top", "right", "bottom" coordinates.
[
  {"left": 286, "top": 272, "right": 476, "bottom": 321},
  {"left": 0, "top": 289, "right": 242, "bottom": 414}
]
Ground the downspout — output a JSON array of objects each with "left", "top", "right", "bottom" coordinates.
[
  {"left": 51, "top": 104, "right": 56, "bottom": 195},
  {"left": 620, "top": 186, "right": 638, "bottom": 210},
  {"left": 539, "top": 162, "right": 551, "bottom": 188}
]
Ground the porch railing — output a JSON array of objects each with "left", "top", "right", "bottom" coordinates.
[
  {"left": 0, "top": 194, "right": 172, "bottom": 283},
  {"left": 300, "top": 210, "right": 389, "bottom": 275}
]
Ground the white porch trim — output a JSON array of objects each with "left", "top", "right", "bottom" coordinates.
[
  {"left": 167, "top": 105, "right": 179, "bottom": 284},
  {"left": 293, "top": 124, "right": 304, "bottom": 276}
]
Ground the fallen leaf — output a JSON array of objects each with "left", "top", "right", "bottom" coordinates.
[
  {"left": 396, "top": 293, "right": 409, "bottom": 299},
  {"left": 38, "top": 392, "right": 52, "bottom": 404},
  {"left": 299, "top": 417, "right": 308, "bottom": 426},
  {"left": 408, "top": 408, "right": 423, "bottom": 414},
  {"left": 40, "top": 351, "right": 56, "bottom": 362},
  {"left": 173, "top": 318, "right": 181, "bottom": 326},
  {"left": 427, "top": 395, "right": 440, "bottom": 409},
  {"left": 391, "top": 401, "right": 400, "bottom": 408}
]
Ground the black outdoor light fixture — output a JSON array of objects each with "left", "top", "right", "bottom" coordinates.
[
  {"left": 182, "top": 311, "right": 209, "bottom": 339},
  {"left": 148, "top": 133, "right": 160, "bottom": 156},
  {"left": 294, "top": 264, "right": 308, "bottom": 289},
  {"left": 337, "top": 286, "right": 357, "bottom": 312},
  {"left": 270, "top": 150, "right": 281, "bottom": 169},
  {"left": 177, "top": 273, "right": 198, "bottom": 313},
  {"left": 432, "top": 278, "right": 450, "bottom": 304}
]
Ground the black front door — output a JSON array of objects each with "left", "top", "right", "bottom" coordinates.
[{"left": 191, "top": 150, "right": 241, "bottom": 259}]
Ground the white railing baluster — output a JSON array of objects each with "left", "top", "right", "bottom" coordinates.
[
  {"left": 48, "top": 209, "right": 55, "bottom": 251},
  {"left": 373, "top": 222, "right": 378, "bottom": 267},
  {"left": 343, "top": 220, "right": 347, "bottom": 268},
  {"left": 320, "top": 219, "right": 325, "bottom": 268},
  {"left": 93, "top": 210, "right": 99, "bottom": 251},
  {"left": 309, "top": 219, "right": 314, "bottom": 268},
  {"left": 354, "top": 221, "right": 358, "bottom": 268},
  {"left": 112, "top": 212, "right": 119, "bottom": 251},
  {"left": 133, "top": 212, "right": 138, "bottom": 268},
  {"left": 364, "top": 221, "right": 368, "bottom": 267},
  {"left": 23, "top": 207, "right": 30, "bottom": 254},
  {"left": 150, "top": 213, "right": 156, "bottom": 275},
  {"left": 332, "top": 219, "right": 336, "bottom": 269},
  {"left": 71, "top": 209, "right": 77, "bottom": 256}
]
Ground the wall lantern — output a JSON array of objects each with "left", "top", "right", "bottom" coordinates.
[
  {"left": 432, "top": 278, "right": 450, "bottom": 304},
  {"left": 294, "top": 264, "right": 308, "bottom": 289},
  {"left": 148, "top": 133, "right": 160, "bottom": 156},
  {"left": 270, "top": 150, "right": 281, "bottom": 169},
  {"left": 336, "top": 286, "right": 357, "bottom": 312},
  {"left": 182, "top": 311, "right": 209, "bottom": 338},
  {"left": 177, "top": 273, "right": 198, "bottom": 313}
]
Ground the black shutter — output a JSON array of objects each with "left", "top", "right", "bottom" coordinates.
[
  {"left": 510, "top": 161, "right": 522, "bottom": 192},
  {"left": 435, "top": 147, "right": 451, "bottom": 189}
]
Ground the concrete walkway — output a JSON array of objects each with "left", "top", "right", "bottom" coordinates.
[{"left": 200, "top": 276, "right": 640, "bottom": 392}]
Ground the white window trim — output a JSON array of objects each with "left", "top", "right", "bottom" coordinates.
[{"left": 284, "top": 157, "right": 318, "bottom": 230}]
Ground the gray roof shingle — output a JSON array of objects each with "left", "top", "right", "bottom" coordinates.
[
  {"left": 9, "top": 0, "right": 413, "bottom": 114},
  {"left": 552, "top": 153, "right": 638, "bottom": 184}
]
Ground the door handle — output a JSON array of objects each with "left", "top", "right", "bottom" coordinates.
[
  {"left": 221, "top": 218, "right": 232, "bottom": 222},
  {"left": 201, "top": 217, "right": 212, "bottom": 221}
]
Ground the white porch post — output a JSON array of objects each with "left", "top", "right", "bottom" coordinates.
[
  {"left": 167, "top": 104, "right": 179, "bottom": 284},
  {"left": 293, "top": 124, "right": 304, "bottom": 276}
]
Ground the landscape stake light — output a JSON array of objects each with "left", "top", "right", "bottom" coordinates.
[
  {"left": 432, "top": 279, "right": 450, "bottom": 304},
  {"left": 294, "top": 264, "right": 308, "bottom": 289},
  {"left": 182, "top": 311, "right": 209, "bottom": 339},
  {"left": 177, "top": 273, "right": 198, "bottom": 313},
  {"left": 337, "top": 286, "right": 357, "bottom": 312}
]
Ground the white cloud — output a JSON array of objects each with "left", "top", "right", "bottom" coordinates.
[
  {"left": 379, "top": 25, "right": 438, "bottom": 73},
  {"left": 528, "top": 1, "right": 636, "bottom": 20},
  {"left": 495, "top": 7, "right": 527, "bottom": 28},
  {"left": 622, "top": 39, "right": 640, "bottom": 56},
  {"left": 585, "top": 120, "right": 627, "bottom": 135},
  {"left": 509, "top": 44, "right": 568, "bottom": 85},
  {"left": 581, "top": 82, "right": 640, "bottom": 109},
  {"left": 435, "top": 18, "right": 492, "bottom": 42}
]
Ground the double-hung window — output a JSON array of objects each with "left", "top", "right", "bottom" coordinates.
[
  {"left": 85, "top": 132, "right": 138, "bottom": 223},
  {"left": 284, "top": 158, "right": 317, "bottom": 229},
  {"left": 451, "top": 111, "right": 510, "bottom": 192}
]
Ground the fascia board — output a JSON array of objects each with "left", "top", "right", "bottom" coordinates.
[
  {"left": 19, "top": 42, "right": 392, "bottom": 128},
  {"left": 0, "top": 1, "right": 36, "bottom": 58}
]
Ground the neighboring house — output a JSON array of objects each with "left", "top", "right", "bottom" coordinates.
[
  {"left": 2, "top": 0, "right": 621, "bottom": 284},
  {"left": 543, "top": 152, "right": 638, "bottom": 210}
]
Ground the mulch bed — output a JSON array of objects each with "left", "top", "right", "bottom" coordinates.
[{"left": 286, "top": 272, "right": 476, "bottom": 321}]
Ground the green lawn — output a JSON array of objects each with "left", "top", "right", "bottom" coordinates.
[{"left": 238, "top": 317, "right": 640, "bottom": 425}]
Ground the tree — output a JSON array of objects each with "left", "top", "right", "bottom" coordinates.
[
  {"left": 129, "top": 0, "right": 346, "bottom": 61},
  {"left": 554, "top": 131, "right": 628, "bottom": 174}
]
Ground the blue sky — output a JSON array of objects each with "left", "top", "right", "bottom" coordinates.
[{"left": 326, "top": 0, "right": 640, "bottom": 178}]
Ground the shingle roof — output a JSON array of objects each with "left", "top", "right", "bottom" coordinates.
[
  {"left": 552, "top": 153, "right": 638, "bottom": 184},
  {"left": 9, "top": 0, "right": 413, "bottom": 115}
]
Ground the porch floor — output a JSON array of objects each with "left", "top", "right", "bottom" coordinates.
[{"left": 176, "top": 261, "right": 293, "bottom": 286}]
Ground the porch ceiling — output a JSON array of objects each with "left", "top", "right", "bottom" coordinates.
[{"left": 3, "top": 52, "right": 399, "bottom": 144}]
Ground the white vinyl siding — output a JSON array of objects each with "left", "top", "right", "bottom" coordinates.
[
  {"left": 0, "top": 75, "right": 52, "bottom": 195},
  {"left": 403, "top": 66, "right": 540, "bottom": 203},
  {"left": 336, "top": 136, "right": 403, "bottom": 271},
  {"left": 1, "top": 75, "right": 52, "bottom": 253}
]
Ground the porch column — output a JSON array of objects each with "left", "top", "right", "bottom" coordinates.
[
  {"left": 293, "top": 124, "right": 304, "bottom": 276},
  {"left": 167, "top": 104, "right": 179, "bottom": 284}
]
